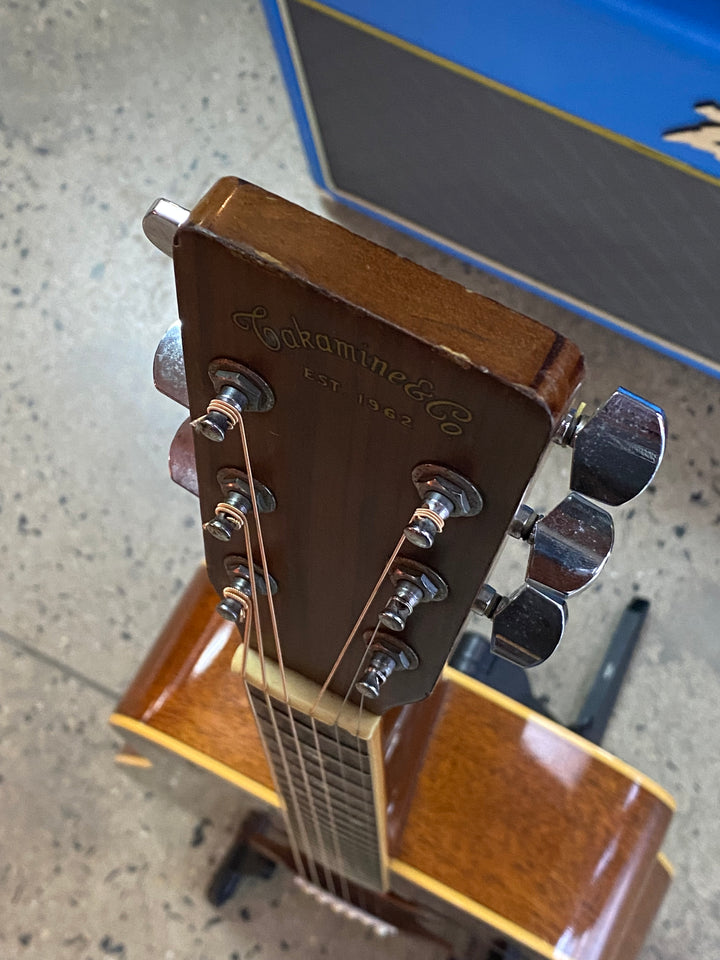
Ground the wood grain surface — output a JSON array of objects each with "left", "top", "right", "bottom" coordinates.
[{"left": 172, "top": 178, "right": 584, "bottom": 713}]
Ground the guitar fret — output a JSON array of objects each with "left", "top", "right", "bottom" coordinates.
[
  {"left": 284, "top": 802, "right": 379, "bottom": 847},
  {"left": 263, "top": 742, "right": 370, "bottom": 803},
  {"left": 248, "top": 688, "right": 385, "bottom": 890},
  {"left": 273, "top": 777, "right": 378, "bottom": 834},
  {"left": 250, "top": 698, "right": 366, "bottom": 771}
]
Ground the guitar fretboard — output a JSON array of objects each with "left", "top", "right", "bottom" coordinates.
[{"left": 247, "top": 684, "right": 386, "bottom": 891}]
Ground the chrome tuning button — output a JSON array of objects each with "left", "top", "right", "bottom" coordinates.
[
  {"left": 554, "top": 388, "right": 667, "bottom": 506},
  {"left": 143, "top": 198, "right": 190, "bottom": 257},
  {"left": 203, "top": 468, "right": 276, "bottom": 541},
  {"left": 474, "top": 583, "right": 567, "bottom": 668},
  {"left": 404, "top": 464, "right": 483, "bottom": 549},
  {"left": 168, "top": 419, "right": 198, "bottom": 496},
  {"left": 509, "top": 493, "right": 614, "bottom": 597},
  {"left": 154, "top": 321, "right": 189, "bottom": 407},
  {"left": 377, "top": 559, "right": 448, "bottom": 632}
]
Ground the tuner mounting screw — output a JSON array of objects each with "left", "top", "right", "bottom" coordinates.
[
  {"left": 473, "top": 583, "right": 501, "bottom": 618},
  {"left": 193, "top": 385, "right": 247, "bottom": 442},
  {"left": 355, "top": 632, "right": 419, "bottom": 699},
  {"left": 378, "top": 559, "right": 448, "bottom": 632},
  {"left": 507, "top": 504, "right": 540, "bottom": 541},
  {"left": 404, "top": 464, "right": 483, "bottom": 549},
  {"left": 553, "top": 402, "right": 588, "bottom": 448}
]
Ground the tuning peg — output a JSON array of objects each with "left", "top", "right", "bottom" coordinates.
[
  {"left": 474, "top": 583, "right": 567, "bottom": 668},
  {"left": 143, "top": 198, "right": 190, "bottom": 257},
  {"left": 192, "top": 361, "right": 275, "bottom": 443},
  {"left": 554, "top": 388, "right": 666, "bottom": 506},
  {"left": 203, "top": 468, "right": 276, "bottom": 542},
  {"left": 168, "top": 419, "right": 198, "bottom": 496},
  {"left": 217, "top": 557, "right": 278, "bottom": 628},
  {"left": 154, "top": 321, "right": 189, "bottom": 407},
  {"left": 355, "top": 632, "right": 419, "bottom": 699},
  {"left": 377, "top": 559, "right": 448, "bottom": 632},
  {"left": 403, "top": 464, "right": 483, "bottom": 549},
  {"left": 508, "top": 493, "right": 614, "bottom": 597}
]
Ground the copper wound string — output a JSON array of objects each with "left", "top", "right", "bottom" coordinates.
[
  {"left": 238, "top": 417, "right": 337, "bottom": 893},
  {"left": 237, "top": 513, "right": 308, "bottom": 882},
  {"left": 310, "top": 535, "right": 405, "bottom": 718},
  {"left": 235, "top": 422, "right": 315, "bottom": 886}
]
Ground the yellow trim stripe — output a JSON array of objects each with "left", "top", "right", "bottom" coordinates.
[
  {"left": 390, "top": 859, "right": 571, "bottom": 960},
  {"left": 293, "top": 0, "right": 720, "bottom": 191},
  {"left": 657, "top": 852, "right": 675, "bottom": 879},
  {"left": 443, "top": 667, "right": 676, "bottom": 812},
  {"left": 109, "top": 713, "right": 281, "bottom": 808},
  {"left": 115, "top": 750, "right": 153, "bottom": 769}
]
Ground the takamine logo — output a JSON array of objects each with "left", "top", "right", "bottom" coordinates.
[
  {"left": 663, "top": 103, "right": 720, "bottom": 162},
  {"left": 231, "top": 306, "right": 473, "bottom": 437}
]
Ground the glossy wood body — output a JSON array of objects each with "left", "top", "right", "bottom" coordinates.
[{"left": 112, "top": 569, "right": 673, "bottom": 960}]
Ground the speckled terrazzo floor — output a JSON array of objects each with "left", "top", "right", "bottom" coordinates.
[{"left": 0, "top": 2, "right": 718, "bottom": 958}]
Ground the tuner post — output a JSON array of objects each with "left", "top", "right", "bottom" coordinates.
[
  {"left": 217, "top": 582, "right": 252, "bottom": 625},
  {"left": 356, "top": 632, "right": 419, "bottom": 699},
  {"left": 218, "top": 557, "right": 278, "bottom": 630},
  {"left": 204, "top": 491, "right": 251, "bottom": 541},
  {"left": 193, "top": 385, "right": 248, "bottom": 442},
  {"left": 203, "top": 471, "right": 276, "bottom": 542},
  {"left": 192, "top": 361, "right": 275, "bottom": 443},
  {"left": 377, "top": 559, "right": 448, "bottom": 633},
  {"left": 404, "top": 464, "right": 483, "bottom": 549}
]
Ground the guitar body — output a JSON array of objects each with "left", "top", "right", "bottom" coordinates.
[{"left": 112, "top": 567, "right": 673, "bottom": 960}]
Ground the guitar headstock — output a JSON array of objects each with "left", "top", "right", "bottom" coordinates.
[{"left": 144, "top": 178, "right": 663, "bottom": 715}]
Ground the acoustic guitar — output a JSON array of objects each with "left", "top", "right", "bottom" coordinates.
[{"left": 111, "top": 178, "right": 674, "bottom": 960}]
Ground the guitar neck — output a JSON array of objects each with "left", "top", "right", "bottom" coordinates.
[{"left": 238, "top": 649, "right": 389, "bottom": 891}]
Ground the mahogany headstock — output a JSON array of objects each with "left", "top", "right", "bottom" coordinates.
[{"left": 148, "top": 178, "right": 589, "bottom": 714}]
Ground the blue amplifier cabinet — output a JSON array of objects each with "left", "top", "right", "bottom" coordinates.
[{"left": 261, "top": 0, "right": 720, "bottom": 377}]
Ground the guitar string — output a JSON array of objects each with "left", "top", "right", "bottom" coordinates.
[
  {"left": 309, "top": 715, "right": 351, "bottom": 902},
  {"left": 329, "top": 722, "right": 365, "bottom": 910},
  {"left": 309, "top": 535, "right": 404, "bottom": 897},
  {"left": 237, "top": 516, "right": 307, "bottom": 882},
  {"left": 353, "top": 693, "right": 378, "bottom": 903},
  {"left": 310, "top": 535, "right": 405, "bottom": 717},
  {"left": 238, "top": 417, "right": 337, "bottom": 895},
  {"left": 332, "top": 630, "right": 377, "bottom": 727},
  {"left": 235, "top": 428, "right": 315, "bottom": 886},
  {"left": 325, "top": 630, "right": 379, "bottom": 905},
  {"left": 238, "top": 426, "right": 406, "bottom": 898}
]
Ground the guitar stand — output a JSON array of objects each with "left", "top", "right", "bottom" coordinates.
[
  {"left": 206, "top": 810, "right": 277, "bottom": 908},
  {"left": 450, "top": 596, "right": 650, "bottom": 747}
]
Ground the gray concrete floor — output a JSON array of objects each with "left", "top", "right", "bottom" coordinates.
[{"left": 0, "top": 1, "right": 718, "bottom": 958}]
